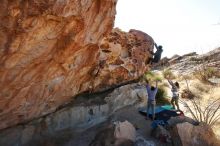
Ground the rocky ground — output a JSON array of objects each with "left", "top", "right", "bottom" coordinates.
[
  {"left": 154, "top": 47, "right": 220, "bottom": 76},
  {"left": 1, "top": 81, "right": 219, "bottom": 146},
  {"left": 53, "top": 105, "right": 166, "bottom": 146}
]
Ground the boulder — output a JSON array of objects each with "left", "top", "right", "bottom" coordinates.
[
  {"left": 105, "top": 83, "right": 147, "bottom": 112},
  {"left": 114, "top": 120, "right": 136, "bottom": 142},
  {"left": 135, "top": 135, "right": 155, "bottom": 146},
  {"left": 174, "top": 122, "right": 220, "bottom": 146},
  {"left": 89, "top": 121, "right": 136, "bottom": 146},
  {"left": 151, "top": 125, "right": 171, "bottom": 143},
  {"left": 167, "top": 116, "right": 199, "bottom": 126},
  {"left": 0, "top": 0, "right": 154, "bottom": 130}
]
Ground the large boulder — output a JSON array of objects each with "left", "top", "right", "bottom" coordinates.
[
  {"left": 0, "top": 83, "right": 146, "bottom": 146},
  {"left": 174, "top": 122, "right": 220, "bottom": 146},
  {"left": 151, "top": 125, "right": 171, "bottom": 143},
  {"left": 105, "top": 83, "right": 147, "bottom": 112},
  {"left": 89, "top": 121, "right": 136, "bottom": 146},
  {"left": 0, "top": 0, "right": 154, "bottom": 130}
]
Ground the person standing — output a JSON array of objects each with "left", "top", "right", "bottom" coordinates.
[
  {"left": 146, "top": 80, "right": 158, "bottom": 120},
  {"left": 168, "top": 80, "right": 180, "bottom": 110}
]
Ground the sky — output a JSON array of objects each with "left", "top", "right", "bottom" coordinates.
[{"left": 115, "top": 0, "right": 220, "bottom": 57}]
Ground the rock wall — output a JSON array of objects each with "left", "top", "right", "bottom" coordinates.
[
  {"left": 0, "top": 0, "right": 154, "bottom": 130},
  {"left": 0, "top": 83, "right": 147, "bottom": 146}
]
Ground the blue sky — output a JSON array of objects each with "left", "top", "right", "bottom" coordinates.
[{"left": 115, "top": 0, "right": 220, "bottom": 57}]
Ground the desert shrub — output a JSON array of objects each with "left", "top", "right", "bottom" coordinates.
[
  {"left": 156, "top": 87, "right": 170, "bottom": 105},
  {"left": 162, "top": 69, "right": 176, "bottom": 79},
  {"left": 189, "top": 57, "right": 198, "bottom": 61},
  {"left": 179, "top": 97, "right": 220, "bottom": 127},
  {"left": 179, "top": 73, "right": 220, "bottom": 126},
  {"left": 160, "top": 82, "right": 170, "bottom": 88},
  {"left": 194, "top": 67, "right": 218, "bottom": 83},
  {"left": 144, "top": 71, "right": 162, "bottom": 83},
  {"left": 194, "top": 82, "right": 211, "bottom": 93},
  {"left": 143, "top": 71, "right": 169, "bottom": 105},
  {"left": 154, "top": 76, "right": 162, "bottom": 82},
  {"left": 216, "top": 71, "right": 220, "bottom": 77},
  {"left": 180, "top": 75, "right": 192, "bottom": 91},
  {"left": 144, "top": 71, "right": 154, "bottom": 78},
  {"left": 206, "top": 67, "right": 218, "bottom": 77},
  {"left": 180, "top": 75, "right": 193, "bottom": 81},
  {"left": 181, "top": 89, "right": 195, "bottom": 99}
]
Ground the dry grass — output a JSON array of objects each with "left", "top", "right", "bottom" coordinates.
[
  {"left": 160, "top": 67, "right": 220, "bottom": 138},
  {"left": 193, "top": 66, "right": 219, "bottom": 83},
  {"left": 148, "top": 69, "right": 220, "bottom": 129},
  {"left": 194, "top": 82, "right": 211, "bottom": 93},
  {"left": 162, "top": 69, "right": 176, "bottom": 79},
  {"left": 180, "top": 97, "right": 220, "bottom": 127},
  {"left": 143, "top": 71, "right": 162, "bottom": 83},
  {"left": 178, "top": 79, "right": 220, "bottom": 131}
]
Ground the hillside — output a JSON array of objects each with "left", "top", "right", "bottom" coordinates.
[{"left": 153, "top": 48, "right": 220, "bottom": 139}]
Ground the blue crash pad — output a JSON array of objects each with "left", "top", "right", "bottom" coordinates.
[
  {"left": 138, "top": 105, "right": 173, "bottom": 114},
  {"left": 138, "top": 105, "right": 184, "bottom": 122}
]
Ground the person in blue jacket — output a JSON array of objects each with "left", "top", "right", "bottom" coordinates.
[{"left": 146, "top": 80, "right": 158, "bottom": 120}]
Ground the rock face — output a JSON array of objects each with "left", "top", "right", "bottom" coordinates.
[
  {"left": 0, "top": 83, "right": 146, "bottom": 146},
  {"left": 0, "top": 0, "right": 154, "bottom": 130}
]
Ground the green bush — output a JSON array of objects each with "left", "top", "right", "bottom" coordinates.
[
  {"left": 162, "top": 69, "right": 176, "bottom": 79},
  {"left": 144, "top": 71, "right": 162, "bottom": 83},
  {"left": 156, "top": 87, "right": 170, "bottom": 105},
  {"left": 143, "top": 71, "right": 155, "bottom": 82},
  {"left": 144, "top": 71, "right": 170, "bottom": 105}
]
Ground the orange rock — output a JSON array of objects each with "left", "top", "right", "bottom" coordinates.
[{"left": 0, "top": 1, "right": 153, "bottom": 130}]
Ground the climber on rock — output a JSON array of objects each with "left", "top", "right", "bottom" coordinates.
[{"left": 152, "top": 43, "right": 163, "bottom": 63}]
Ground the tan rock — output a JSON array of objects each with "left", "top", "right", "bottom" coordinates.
[
  {"left": 114, "top": 120, "right": 136, "bottom": 142},
  {"left": 176, "top": 122, "right": 220, "bottom": 146}
]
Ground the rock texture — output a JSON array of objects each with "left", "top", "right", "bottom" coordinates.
[
  {"left": 0, "top": 0, "right": 154, "bottom": 130},
  {"left": 176, "top": 122, "right": 220, "bottom": 146},
  {"left": 0, "top": 83, "right": 146, "bottom": 146},
  {"left": 90, "top": 120, "right": 136, "bottom": 146}
]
